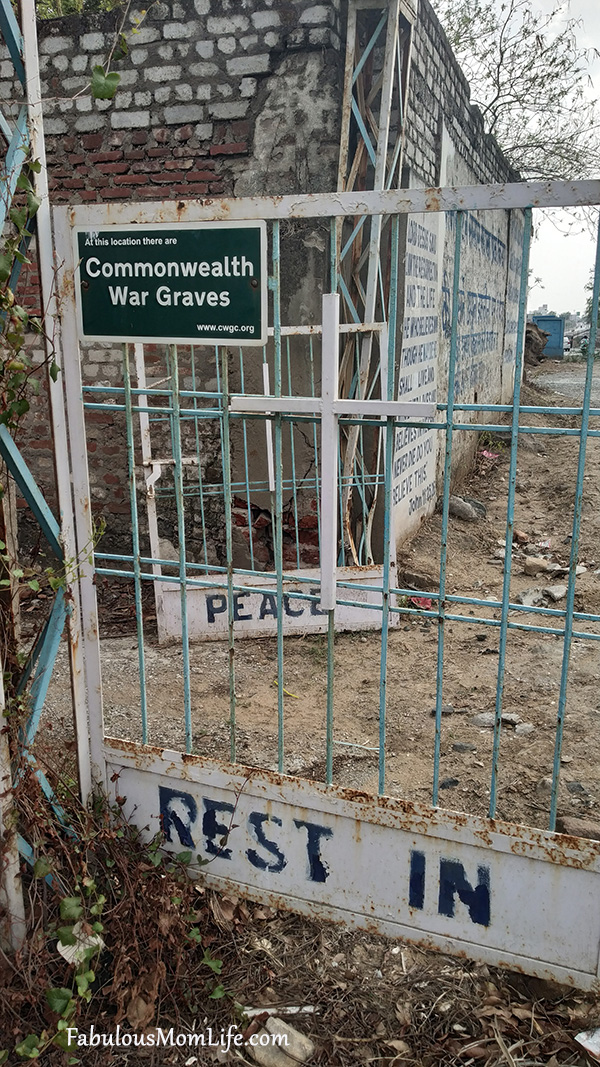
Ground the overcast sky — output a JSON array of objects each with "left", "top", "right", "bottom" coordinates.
[{"left": 526, "top": 0, "right": 599, "bottom": 315}]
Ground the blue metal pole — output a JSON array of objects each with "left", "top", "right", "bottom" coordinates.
[
  {"left": 489, "top": 208, "right": 532, "bottom": 817},
  {"left": 432, "top": 211, "right": 463, "bottom": 805},
  {"left": 220, "top": 346, "right": 237, "bottom": 763},
  {"left": 122, "top": 343, "right": 148, "bottom": 744},
  {"left": 169, "top": 345, "right": 193, "bottom": 753},
  {"left": 273, "top": 221, "right": 285, "bottom": 771},
  {"left": 377, "top": 214, "right": 400, "bottom": 795},
  {"left": 549, "top": 211, "right": 600, "bottom": 831}
]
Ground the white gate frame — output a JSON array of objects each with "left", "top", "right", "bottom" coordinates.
[{"left": 53, "top": 181, "right": 600, "bottom": 990}]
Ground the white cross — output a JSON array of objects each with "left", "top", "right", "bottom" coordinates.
[{"left": 229, "top": 294, "right": 435, "bottom": 611}]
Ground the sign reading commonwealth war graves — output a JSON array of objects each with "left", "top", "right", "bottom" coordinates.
[{"left": 74, "top": 221, "right": 267, "bottom": 346}]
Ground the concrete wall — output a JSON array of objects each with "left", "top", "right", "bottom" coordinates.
[
  {"left": 1, "top": 0, "right": 524, "bottom": 561},
  {"left": 391, "top": 3, "right": 523, "bottom": 541}
]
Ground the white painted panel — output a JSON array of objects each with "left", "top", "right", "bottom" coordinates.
[
  {"left": 105, "top": 741, "right": 600, "bottom": 989},
  {"left": 393, "top": 188, "right": 441, "bottom": 543},
  {"left": 157, "top": 568, "right": 396, "bottom": 642}
]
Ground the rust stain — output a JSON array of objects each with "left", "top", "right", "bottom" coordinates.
[{"left": 424, "top": 188, "right": 442, "bottom": 212}]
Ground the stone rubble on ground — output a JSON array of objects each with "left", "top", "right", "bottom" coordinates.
[
  {"left": 515, "top": 587, "right": 545, "bottom": 607},
  {"left": 470, "top": 711, "right": 523, "bottom": 728},
  {"left": 448, "top": 495, "right": 487, "bottom": 522},
  {"left": 543, "top": 584, "right": 568, "bottom": 602},
  {"left": 523, "top": 556, "right": 564, "bottom": 576},
  {"left": 556, "top": 815, "right": 600, "bottom": 841},
  {"left": 515, "top": 722, "right": 535, "bottom": 736},
  {"left": 247, "top": 1018, "right": 315, "bottom": 1066}
]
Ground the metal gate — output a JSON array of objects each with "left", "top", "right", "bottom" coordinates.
[{"left": 53, "top": 179, "right": 600, "bottom": 989}]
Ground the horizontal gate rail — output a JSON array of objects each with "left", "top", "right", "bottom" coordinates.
[{"left": 59, "top": 180, "right": 600, "bottom": 223}]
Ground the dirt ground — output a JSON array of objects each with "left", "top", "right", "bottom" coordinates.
[
  {"left": 40, "top": 360, "right": 600, "bottom": 833},
  {"left": 23, "top": 360, "right": 600, "bottom": 1066}
]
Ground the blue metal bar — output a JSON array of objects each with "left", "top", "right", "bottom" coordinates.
[
  {"left": 337, "top": 273, "right": 362, "bottom": 324},
  {"left": 94, "top": 564, "right": 600, "bottom": 640},
  {"left": 433, "top": 211, "right": 463, "bottom": 806},
  {"left": 0, "top": 425, "right": 62, "bottom": 559},
  {"left": 189, "top": 347, "right": 210, "bottom": 568},
  {"left": 22, "top": 588, "right": 69, "bottom": 747},
  {"left": 84, "top": 385, "right": 600, "bottom": 421},
  {"left": 308, "top": 334, "right": 322, "bottom": 546},
  {"left": 238, "top": 346, "right": 256, "bottom": 569},
  {"left": 0, "top": 105, "right": 28, "bottom": 232},
  {"left": 489, "top": 208, "right": 532, "bottom": 818},
  {"left": 350, "top": 97, "right": 377, "bottom": 167},
  {"left": 340, "top": 215, "right": 367, "bottom": 263},
  {"left": 352, "top": 9, "right": 387, "bottom": 86},
  {"left": 220, "top": 346, "right": 237, "bottom": 763},
  {"left": 169, "top": 345, "right": 193, "bottom": 753},
  {"left": 285, "top": 336, "right": 301, "bottom": 569},
  {"left": 0, "top": 0, "right": 25, "bottom": 85},
  {"left": 549, "top": 212, "right": 600, "bottom": 831},
  {"left": 95, "top": 549, "right": 600, "bottom": 626},
  {"left": 272, "top": 220, "right": 285, "bottom": 772},
  {"left": 377, "top": 215, "right": 400, "bottom": 795},
  {"left": 122, "top": 344, "right": 148, "bottom": 744}
]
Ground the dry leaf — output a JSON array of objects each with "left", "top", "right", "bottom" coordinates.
[
  {"left": 511, "top": 1006, "right": 533, "bottom": 1021},
  {"left": 127, "top": 994, "right": 152, "bottom": 1029},
  {"left": 157, "top": 911, "right": 173, "bottom": 936},
  {"left": 394, "top": 1001, "right": 411, "bottom": 1027},
  {"left": 385, "top": 1039, "right": 411, "bottom": 1054}
]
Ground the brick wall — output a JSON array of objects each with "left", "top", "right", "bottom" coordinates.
[{"left": 1, "top": 0, "right": 520, "bottom": 561}]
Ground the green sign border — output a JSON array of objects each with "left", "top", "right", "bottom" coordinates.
[{"left": 73, "top": 220, "right": 268, "bottom": 346}]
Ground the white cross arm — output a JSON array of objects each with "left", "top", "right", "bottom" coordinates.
[{"left": 229, "top": 396, "right": 436, "bottom": 419}]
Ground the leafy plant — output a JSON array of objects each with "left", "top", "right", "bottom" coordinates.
[{"left": 0, "top": 750, "right": 230, "bottom": 1061}]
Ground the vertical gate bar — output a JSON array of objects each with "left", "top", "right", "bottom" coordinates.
[
  {"left": 122, "top": 344, "right": 148, "bottom": 744},
  {"left": 49, "top": 211, "right": 104, "bottom": 791},
  {"left": 321, "top": 293, "right": 340, "bottom": 782},
  {"left": 22, "top": 5, "right": 94, "bottom": 798},
  {"left": 169, "top": 345, "right": 193, "bottom": 754},
  {"left": 309, "top": 334, "right": 322, "bottom": 543},
  {"left": 326, "top": 610, "right": 335, "bottom": 785},
  {"left": 262, "top": 358, "right": 276, "bottom": 492},
  {"left": 338, "top": 435, "right": 345, "bottom": 566},
  {"left": 190, "top": 346, "right": 210, "bottom": 569},
  {"left": 432, "top": 211, "right": 463, "bottom": 806},
  {"left": 320, "top": 293, "right": 340, "bottom": 612},
  {"left": 221, "top": 347, "right": 237, "bottom": 763},
  {"left": 134, "top": 344, "right": 162, "bottom": 581},
  {"left": 285, "top": 336, "right": 301, "bottom": 569},
  {"left": 489, "top": 208, "right": 532, "bottom": 817},
  {"left": 549, "top": 212, "right": 600, "bottom": 831},
  {"left": 377, "top": 217, "right": 399, "bottom": 795},
  {"left": 272, "top": 220, "right": 285, "bottom": 771},
  {"left": 238, "top": 346, "right": 256, "bottom": 570}
]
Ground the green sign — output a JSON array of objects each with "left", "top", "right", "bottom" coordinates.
[{"left": 74, "top": 222, "right": 267, "bottom": 346}]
